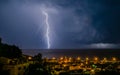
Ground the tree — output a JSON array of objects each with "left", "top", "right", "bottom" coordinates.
[
  {"left": 0, "top": 37, "right": 1, "bottom": 44},
  {"left": 0, "top": 44, "right": 22, "bottom": 58},
  {"left": 33, "top": 53, "right": 42, "bottom": 63},
  {"left": 0, "top": 37, "right": 22, "bottom": 65}
]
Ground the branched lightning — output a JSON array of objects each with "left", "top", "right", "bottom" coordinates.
[{"left": 42, "top": 10, "right": 50, "bottom": 49}]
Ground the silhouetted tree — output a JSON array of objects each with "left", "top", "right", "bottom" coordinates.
[
  {"left": 0, "top": 44, "right": 22, "bottom": 58},
  {"left": 0, "top": 37, "right": 1, "bottom": 44},
  {"left": 33, "top": 53, "right": 42, "bottom": 63},
  {"left": 0, "top": 37, "right": 22, "bottom": 58}
]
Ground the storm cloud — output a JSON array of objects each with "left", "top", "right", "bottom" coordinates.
[{"left": 0, "top": 0, "right": 120, "bottom": 49}]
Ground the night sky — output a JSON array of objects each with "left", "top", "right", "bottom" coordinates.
[{"left": 0, "top": 0, "right": 120, "bottom": 49}]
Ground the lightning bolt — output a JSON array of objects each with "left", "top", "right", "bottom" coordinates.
[{"left": 42, "top": 10, "right": 50, "bottom": 49}]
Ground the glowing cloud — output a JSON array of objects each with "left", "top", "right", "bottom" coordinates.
[{"left": 85, "top": 43, "right": 120, "bottom": 48}]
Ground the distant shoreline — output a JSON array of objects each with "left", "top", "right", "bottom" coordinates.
[{"left": 22, "top": 49, "right": 120, "bottom": 58}]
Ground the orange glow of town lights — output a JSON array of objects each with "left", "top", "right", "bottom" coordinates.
[
  {"left": 86, "top": 57, "right": 89, "bottom": 61},
  {"left": 60, "top": 57, "right": 63, "bottom": 60},
  {"left": 94, "top": 57, "right": 98, "bottom": 61},
  {"left": 52, "top": 57, "right": 56, "bottom": 60},
  {"left": 112, "top": 57, "right": 116, "bottom": 61},
  {"left": 77, "top": 57, "right": 81, "bottom": 60}
]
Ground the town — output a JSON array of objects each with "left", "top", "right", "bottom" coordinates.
[{"left": 1, "top": 54, "right": 120, "bottom": 75}]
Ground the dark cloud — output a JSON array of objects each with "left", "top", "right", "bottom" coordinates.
[{"left": 0, "top": 0, "right": 120, "bottom": 49}]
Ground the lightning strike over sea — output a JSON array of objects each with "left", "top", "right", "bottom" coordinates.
[
  {"left": 43, "top": 11, "right": 50, "bottom": 49},
  {"left": 42, "top": 10, "right": 51, "bottom": 49}
]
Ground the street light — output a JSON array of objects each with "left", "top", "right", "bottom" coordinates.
[
  {"left": 94, "top": 57, "right": 98, "bottom": 61},
  {"left": 94, "top": 57, "right": 98, "bottom": 64},
  {"left": 28, "top": 56, "right": 32, "bottom": 60},
  {"left": 103, "top": 57, "right": 107, "bottom": 63},
  {"left": 86, "top": 57, "right": 89, "bottom": 61},
  {"left": 112, "top": 57, "right": 116, "bottom": 61},
  {"left": 52, "top": 57, "right": 56, "bottom": 60},
  {"left": 77, "top": 57, "right": 81, "bottom": 60},
  {"left": 60, "top": 57, "right": 63, "bottom": 60},
  {"left": 69, "top": 57, "right": 72, "bottom": 62}
]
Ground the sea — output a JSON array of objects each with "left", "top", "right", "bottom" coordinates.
[{"left": 22, "top": 49, "right": 120, "bottom": 59}]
